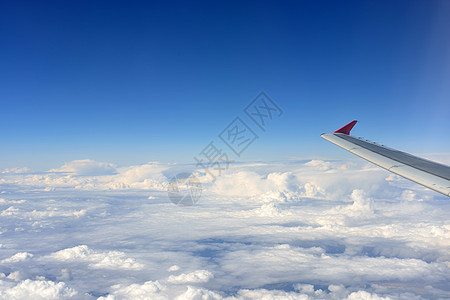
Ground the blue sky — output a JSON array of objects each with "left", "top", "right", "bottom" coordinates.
[{"left": 1, "top": 0, "right": 449, "bottom": 170}]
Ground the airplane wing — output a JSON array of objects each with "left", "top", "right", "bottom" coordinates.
[{"left": 321, "top": 121, "right": 450, "bottom": 197}]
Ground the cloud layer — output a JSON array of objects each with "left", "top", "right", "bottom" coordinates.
[{"left": 0, "top": 158, "right": 449, "bottom": 299}]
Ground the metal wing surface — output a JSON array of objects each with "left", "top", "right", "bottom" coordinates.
[{"left": 321, "top": 121, "right": 450, "bottom": 197}]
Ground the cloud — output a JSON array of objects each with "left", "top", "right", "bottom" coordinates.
[
  {"left": 206, "top": 160, "right": 396, "bottom": 202},
  {"left": 0, "top": 206, "right": 86, "bottom": 219},
  {"left": 345, "top": 291, "right": 390, "bottom": 300},
  {"left": 219, "top": 243, "right": 447, "bottom": 288},
  {"left": 49, "top": 159, "right": 117, "bottom": 176},
  {"left": 0, "top": 167, "right": 31, "bottom": 174},
  {"left": 304, "top": 159, "right": 332, "bottom": 171},
  {"left": 97, "top": 282, "right": 419, "bottom": 300},
  {"left": 0, "top": 161, "right": 168, "bottom": 191},
  {"left": 167, "top": 270, "right": 214, "bottom": 284},
  {"left": 6, "top": 271, "right": 22, "bottom": 281},
  {"left": 0, "top": 158, "right": 449, "bottom": 299},
  {"left": 210, "top": 171, "right": 270, "bottom": 197},
  {"left": 48, "top": 245, "right": 144, "bottom": 270},
  {"left": 1, "top": 252, "right": 33, "bottom": 264},
  {"left": 0, "top": 206, "right": 20, "bottom": 216},
  {"left": 175, "top": 286, "right": 223, "bottom": 300},
  {"left": 168, "top": 265, "right": 180, "bottom": 272},
  {"left": 0, "top": 199, "right": 26, "bottom": 204},
  {"left": 110, "top": 163, "right": 168, "bottom": 190},
  {"left": 251, "top": 202, "right": 288, "bottom": 217},
  {"left": 97, "top": 280, "right": 168, "bottom": 300},
  {"left": 0, "top": 279, "right": 77, "bottom": 300}
]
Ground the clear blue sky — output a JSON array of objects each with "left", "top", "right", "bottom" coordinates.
[{"left": 1, "top": 0, "right": 449, "bottom": 170}]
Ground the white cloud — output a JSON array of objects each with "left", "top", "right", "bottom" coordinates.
[
  {"left": 0, "top": 206, "right": 20, "bottom": 216},
  {"left": 0, "top": 206, "right": 86, "bottom": 219},
  {"left": 210, "top": 171, "right": 270, "bottom": 197},
  {"left": 1, "top": 167, "right": 31, "bottom": 174},
  {"left": 109, "top": 162, "right": 168, "bottom": 190},
  {"left": 98, "top": 283, "right": 419, "bottom": 300},
  {"left": 0, "top": 279, "right": 77, "bottom": 300},
  {"left": 168, "top": 265, "right": 180, "bottom": 272},
  {"left": 175, "top": 286, "right": 223, "bottom": 300},
  {"left": 48, "top": 245, "right": 144, "bottom": 270},
  {"left": 251, "top": 202, "right": 288, "bottom": 217},
  {"left": 346, "top": 291, "right": 390, "bottom": 300},
  {"left": 304, "top": 159, "right": 331, "bottom": 171},
  {"left": 0, "top": 161, "right": 168, "bottom": 191},
  {"left": 6, "top": 271, "right": 22, "bottom": 282},
  {"left": 97, "top": 280, "right": 168, "bottom": 300},
  {"left": 233, "top": 288, "right": 310, "bottom": 299},
  {"left": 1, "top": 252, "right": 33, "bottom": 264},
  {"left": 49, "top": 159, "right": 117, "bottom": 176},
  {"left": 0, "top": 158, "right": 449, "bottom": 299},
  {"left": 167, "top": 270, "right": 214, "bottom": 284}
]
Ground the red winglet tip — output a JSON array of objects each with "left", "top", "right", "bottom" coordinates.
[{"left": 334, "top": 120, "right": 357, "bottom": 135}]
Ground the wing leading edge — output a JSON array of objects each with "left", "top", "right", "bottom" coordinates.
[{"left": 321, "top": 121, "right": 450, "bottom": 197}]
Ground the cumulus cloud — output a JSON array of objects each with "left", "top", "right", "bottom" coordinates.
[
  {"left": 49, "top": 159, "right": 117, "bottom": 176},
  {"left": 168, "top": 265, "right": 180, "bottom": 272},
  {"left": 0, "top": 199, "right": 26, "bottom": 204},
  {"left": 220, "top": 244, "right": 447, "bottom": 288},
  {"left": 110, "top": 162, "right": 168, "bottom": 190},
  {"left": 304, "top": 159, "right": 332, "bottom": 171},
  {"left": 1, "top": 160, "right": 168, "bottom": 191},
  {"left": 0, "top": 206, "right": 86, "bottom": 219},
  {"left": 98, "top": 282, "right": 424, "bottom": 300},
  {"left": 0, "top": 206, "right": 20, "bottom": 216},
  {"left": 97, "top": 280, "right": 168, "bottom": 300},
  {"left": 167, "top": 270, "right": 214, "bottom": 284},
  {"left": 0, "top": 279, "right": 77, "bottom": 299},
  {"left": 48, "top": 245, "right": 144, "bottom": 270},
  {"left": 6, "top": 271, "right": 22, "bottom": 281},
  {"left": 1, "top": 252, "right": 33, "bottom": 264},
  {"left": 311, "top": 189, "right": 375, "bottom": 226},
  {"left": 346, "top": 291, "right": 389, "bottom": 300},
  {"left": 0, "top": 167, "right": 31, "bottom": 174},
  {"left": 206, "top": 160, "right": 396, "bottom": 202},
  {"left": 175, "top": 286, "right": 223, "bottom": 300},
  {"left": 210, "top": 171, "right": 269, "bottom": 197},
  {"left": 251, "top": 202, "right": 288, "bottom": 217},
  {"left": 0, "top": 158, "right": 449, "bottom": 299}
]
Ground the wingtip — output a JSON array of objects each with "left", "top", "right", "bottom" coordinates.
[{"left": 334, "top": 120, "right": 357, "bottom": 135}]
